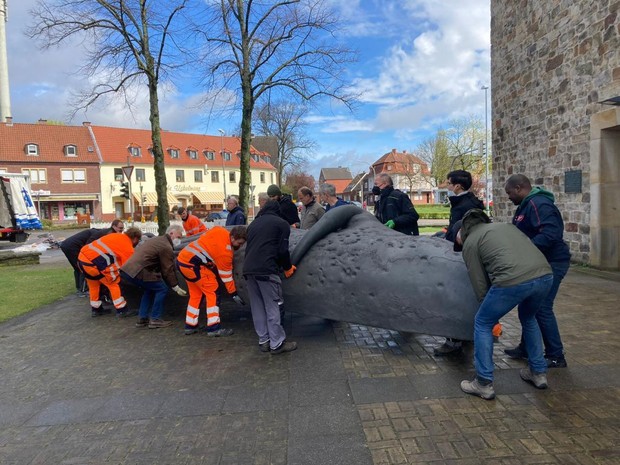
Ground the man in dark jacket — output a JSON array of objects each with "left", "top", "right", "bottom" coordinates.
[
  {"left": 455, "top": 209, "right": 553, "bottom": 400},
  {"left": 225, "top": 195, "right": 246, "bottom": 226},
  {"left": 267, "top": 184, "right": 300, "bottom": 226},
  {"left": 373, "top": 173, "right": 419, "bottom": 235},
  {"left": 60, "top": 219, "right": 124, "bottom": 296},
  {"left": 120, "top": 225, "right": 187, "bottom": 329},
  {"left": 503, "top": 174, "right": 571, "bottom": 368},
  {"left": 434, "top": 170, "right": 486, "bottom": 355},
  {"left": 243, "top": 200, "right": 297, "bottom": 354}
]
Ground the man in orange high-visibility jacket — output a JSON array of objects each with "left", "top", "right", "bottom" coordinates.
[
  {"left": 176, "top": 225, "right": 247, "bottom": 336},
  {"left": 177, "top": 206, "right": 207, "bottom": 237},
  {"left": 78, "top": 227, "right": 142, "bottom": 317}
]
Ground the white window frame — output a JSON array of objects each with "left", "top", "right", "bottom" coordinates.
[
  {"left": 129, "top": 146, "right": 142, "bottom": 157},
  {"left": 260, "top": 172, "right": 265, "bottom": 183},
  {"left": 61, "top": 168, "right": 86, "bottom": 183},
  {"left": 194, "top": 170, "right": 203, "bottom": 183},
  {"left": 22, "top": 168, "right": 47, "bottom": 184},
  {"left": 223, "top": 152, "right": 231, "bottom": 161},
  {"left": 136, "top": 168, "right": 146, "bottom": 182},
  {"left": 229, "top": 171, "right": 236, "bottom": 183},
  {"left": 211, "top": 171, "right": 219, "bottom": 183},
  {"left": 170, "top": 148, "right": 180, "bottom": 159},
  {"left": 204, "top": 151, "right": 215, "bottom": 160},
  {"left": 176, "top": 169, "right": 185, "bottom": 182},
  {"left": 114, "top": 168, "right": 124, "bottom": 182},
  {"left": 26, "top": 144, "right": 39, "bottom": 156},
  {"left": 64, "top": 145, "right": 78, "bottom": 157},
  {"left": 188, "top": 149, "right": 198, "bottom": 160}
]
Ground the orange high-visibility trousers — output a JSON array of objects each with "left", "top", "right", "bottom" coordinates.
[
  {"left": 85, "top": 273, "right": 127, "bottom": 310},
  {"left": 183, "top": 272, "right": 220, "bottom": 329}
]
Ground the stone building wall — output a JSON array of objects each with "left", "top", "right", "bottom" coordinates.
[{"left": 491, "top": 0, "right": 620, "bottom": 266}]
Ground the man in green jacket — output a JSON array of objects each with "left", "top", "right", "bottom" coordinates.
[{"left": 454, "top": 209, "right": 553, "bottom": 400}]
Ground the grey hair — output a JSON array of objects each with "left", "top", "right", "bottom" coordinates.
[
  {"left": 227, "top": 195, "right": 239, "bottom": 205},
  {"left": 319, "top": 183, "right": 336, "bottom": 197},
  {"left": 257, "top": 192, "right": 269, "bottom": 203},
  {"left": 376, "top": 173, "right": 393, "bottom": 186},
  {"left": 166, "top": 224, "right": 183, "bottom": 235}
]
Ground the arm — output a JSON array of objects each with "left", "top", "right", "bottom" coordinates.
[
  {"left": 462, "top": 244, "right": 490, "bottom": 302},
  {"left": 526, "top": 200, "right": 564, "bottom": 253},
  {"left": 160, "top": 246, "right": 179, "bottom": 287},
  {"left": 214, "top": 249, "right": 236, "bottom": 294},
  {"left": 276, "top": 223, "right": 293, "bottom": 270},
  {"left": 392, "top": 194, "right": 419, "bottom": 228}
]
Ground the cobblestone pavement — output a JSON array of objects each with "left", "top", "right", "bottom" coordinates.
[{"left": 0, "top": 268, "right": 618, "bottom": 464}]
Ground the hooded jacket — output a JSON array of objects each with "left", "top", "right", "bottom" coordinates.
[
  {"left": 374, "top": 186, "right": 420, "bottom": 235},
  {"left": 460, "top": 209, "right": 552, "bottom": 301},
  {"left": 512, "top": 187, "right": 570, "bottom": 263},
  {"left": 243, "top": 200, "right": 292, "bottom": 276},
  {"left": 446, "top": 192, "right": 484, "bottom": 242}
]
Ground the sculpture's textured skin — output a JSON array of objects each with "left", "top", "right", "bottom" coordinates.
[{"left": 126, "top": 206, "right": 480, "bottom": 340}]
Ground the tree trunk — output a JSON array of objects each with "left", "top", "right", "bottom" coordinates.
[{"left": 148, "top": 79, "right": 170, "bottom": 235}]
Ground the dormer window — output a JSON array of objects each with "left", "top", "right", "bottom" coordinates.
[
  {"left": 263, "top": 156, "right": 271, "bottom": 164},
  {"left": 204, "top": 150, "right": 215, "bottom": 160},
  {"left": 223, "top": 151, "right": 231, "bottom": 161},
  {"left": 64, "top": 145, "right": 78, "bottom": 157},
  {"left": 252, "top": 154, "right": 259, "bottom": 162},
  {"left": 187, "top": 149, "right": 198, "bottom": 160},
  {"left": 26, "top": 144, "right": 39, "bottom": 156},
  {"left": 129, "top": 146, "right": 142, "bottom": 157},
  {"left": 169, "top": 148, "right": 180, "bottom": 159}
]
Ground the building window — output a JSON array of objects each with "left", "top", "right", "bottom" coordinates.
[
  {"left": 387, "top": 165, "right": 392, "bottom": 170},
  {"left": 176, "top": 170, "right": 185, "bottom": 182},
  {"left": 148, "top": 147, "right": 154, "bottom": 157},
  {"left": 260, "top": 172, "right": 265, "bottom": 183},
  {"left": 22, "top": 168, "right": 47, "bottom": 184},
  {"left": 188, "top": 149, "right": 198, "bottom": 159},
  {"left": 61, "top": 169, "right": 86, "bottom": 183},
  {"left": 0, "top": 168, "right": 7, "bottom": 174},
  {"left": 129, "top": 146, "right": 142, "bottom": 157},
  {"left": 170, "top": 148, "right": 180, "bottom": 159},
  {"left": 114, "top": 168, "right": 123, "bottom": 181},
  {"left": 204, "top": 151, "right": 215, "bottom": 160},
  {"left": 223, "top": 152, "right": 231, "bottom": 161},
  {"left": 64, "top": 145, "right": 77, "bottom": 157},
  {"left": 194, "top": 170, "right": 203, "bottom": 182},
  {"left": 252, "top": 154, "right": 259, "bottom": 162},
  {"left": 229, "top": 171, "right": 236, "bottom": 183},
  {"left": 270, "top": 173, "right": 274, "bottom": 183},
  {"left": 263, "top": 156, "right": 271, "bottom": 164},
  {"left": 136, "top": 168, "right": 146, "bottom": 182},
  {"left": 211, "top": 171, "right": 219, "bottom": 183},
  {"left": 26, "top": 144, "right": 39, "bottom": 156}
]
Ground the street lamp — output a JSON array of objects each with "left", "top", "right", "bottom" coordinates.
[
  {"left": 481, "top": 85, "right": 490, "bottom": 215},
  {"left": 218, "top": 129, "right": 227, "bottom": 205}
]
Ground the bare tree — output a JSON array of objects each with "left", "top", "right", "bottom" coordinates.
[
  {"left": 202, "top": 0, "right": 356, "bottom": 209},
  {"left": 416, "top": 129, "right": 451, "bottom": 188},
  {"left": 255, "top": 101, "right": 315, "bottom": 184},
  {"left": 28, "top": 0, "right": 189, "bottom": 234}
]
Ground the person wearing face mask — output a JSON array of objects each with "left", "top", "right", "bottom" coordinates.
[
  {"left": 120, "top": 225, "right": 187, "bottom": 329},
  {"left": 373, "top": 173, "right": 420, "bottom": 235},
  {"left": 177, "top": 225, "right": 248, "bottom": 337}
]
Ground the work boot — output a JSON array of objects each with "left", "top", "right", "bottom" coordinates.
[
  {"left": 270, "top": 341, "right": 297, "bottom": 354},
  {"left": 91, "top": 306, "right": 111, "bottom": 317},
  {"left": 135, "top": 317, "right": 149, "bottom": 328},
  {"left": 546, "top": 357, "right": 567, "bottom": 368},
  {"left": 116, "top": 308, "right": 138, "bottom": 318},
  {"left": 433, "top": 340, "right": 463, "bottom": 356},
  {"left": 206, "top": 328, "right": 234, "bottom": 337},
  {"left": 460, "top": 378, "right": 496, "bottom": 400},
  {"left": 520, "top": 368, "right": 548, "bottom": 389},
  {"left": 259, "top": 341, "right": 270, "bottom": 353},
  {"left": 148, "top": 318, "right": 173, "bottom": 329},
  {"left": 184, "top": 324, "right": 199, "bottom": 335},
  {"left": 504, "top": 345, "right": 528, "bottom": 360}
]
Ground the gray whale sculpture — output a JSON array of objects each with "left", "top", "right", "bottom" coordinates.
[{"left": 231, "top": 205, "right": 480, "bottom": 341}]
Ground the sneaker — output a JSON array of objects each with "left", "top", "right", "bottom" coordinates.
[
  {"left": 206, "top": 328, "right": 234, "bottom": 337},
  {"left": 546, "top": 357, "right": 567, "bottom": 368},
  {"left": 433, "top": 340, "right": 463, "bottom": 356},
  {"left": 148, "top": 318, "right": 173, "bottom": 329},
  {"left": 460, "top": 378, "right": 496, "bottom": 400},
  {"left": 184, "top": 325, "right": 200, "bottom": 335},
  {"left": 76, "top": 291, "right": 88, "bottom": 298},
  {"left": 270, "top": 341, "right": 297, "bottom": 354},
  {"left": 116, "top": 308, "right": 138, "bottom": 318},
  {"left": 520, "top": 368, "right": 548, "bottom": 389},
  {"left": 259, "top": 341, "right": 270, "bottom": 353},
  {"left": 135, "top": 317, "right": 149, "bottom": 328},
  {"left": 91, "top": 307, "right": 111, "bottom": 317},
  {"left": 504, "top": 346, "right": 528, "bottom": 360}
]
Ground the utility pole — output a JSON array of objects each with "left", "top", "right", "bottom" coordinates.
[
  {"left": 0, "top": 0, "right": 12, "bottom": 121},
  {"left": 481, "top": 85, "right": 490, "bottom": 215},
  {"left": 218, "top": 129, "right": 227, "bottom": 206}
]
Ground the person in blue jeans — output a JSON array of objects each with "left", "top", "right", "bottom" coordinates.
[
  {"left": 504, "top": 174, "right": 571, "bottom": 368},
  {"left": 454, "top": 210, "right": 553, "bottom": 400},
  {"left": 120, "top": 225, "right": 188, "bottom": 329}
]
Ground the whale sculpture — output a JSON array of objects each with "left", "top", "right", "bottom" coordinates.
[{"left": 124, "top": 205, "right": 480, "bottom": 340}]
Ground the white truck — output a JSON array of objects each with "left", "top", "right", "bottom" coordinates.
[{"left": 0, "top": 173, "right": 42, "bottom": 242}]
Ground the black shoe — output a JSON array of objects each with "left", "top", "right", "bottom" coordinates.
[
  {"left": 135, "top": 317, "right": 149, "bottom": 328},
  {"left": 270, "top": 341, "right": 297, "bottom": 354},
  {"left": 116, "top": 308, "right": 138, "bottom": 318},
  {"left": 91, "top": 306, "right": 111, "bottom": 317},
  {"left": 184, "top": 325, "right": 200, "bottom": 335},
  {"left": 259, "top": 341, "right": 270, "bottom": 353},
  {"left": 504, "top": 346, "right": 528, "bottom": 360},
  {"left": 433, "top": 341, "right": 462, "bottom": 356},
  {"left": 546, "top": 357, "right": 567, "bottom": 368}
]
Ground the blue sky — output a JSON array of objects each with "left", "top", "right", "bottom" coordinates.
[{"left": 5, "top": 0, "right": 491, "bottom": 179}]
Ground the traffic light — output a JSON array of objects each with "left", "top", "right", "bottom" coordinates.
[{"left": 120, "top": 182, "right": 130, "bottom": 199}]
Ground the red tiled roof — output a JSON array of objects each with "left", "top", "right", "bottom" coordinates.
[
  {"left": 329, "top": 179, "right": 352, "bottom": 196},
  {"left": 372, "top": 149, "right": 431, "bottom": 176},
  {"left": 0, "top": 122, "right": 100, "bottom": 164},
  {"left": 90, "top": 125, "right": 276, "bottom": 170}
]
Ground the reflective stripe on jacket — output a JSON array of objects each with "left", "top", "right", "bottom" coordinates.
[
  {"left": 182, "top": 214, "right": 207, "bottom": 236},
  {"left": 77, "top": 233, "right": 135, "bottom": 280}
]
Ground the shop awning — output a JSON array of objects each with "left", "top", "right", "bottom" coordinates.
[
  {"left": 192, "top": 191, "right": 225, "bottom": 205},
  {"left": 133, "top": 191, "right": 179, "bottom": 207},
  {"left": 44, "top": 194, "right": 99, "bottom": 201}
]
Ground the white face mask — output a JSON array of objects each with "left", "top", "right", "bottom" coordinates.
[
  {"left": 447, "top": 190, "right": 456, "bottom": 197},
  {"left": 172, "top": 238, "right": 182, "bottom": 247}
]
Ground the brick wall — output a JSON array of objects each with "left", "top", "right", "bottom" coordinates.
[{"left": 491, "top": 0, "right": 620, "bottom": 264}]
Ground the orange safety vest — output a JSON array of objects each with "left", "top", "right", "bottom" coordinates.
[
  {"left": 77, "top": 233, "right": 135, "bottom": 280},
  {"left": 176, "top": 226, "right": 236, "bottom": 294},
  {"left": 182, "top": 214, "right": 207, "bottom": 236}
]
